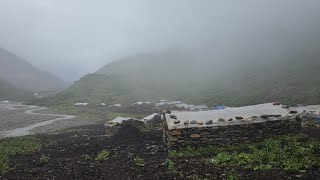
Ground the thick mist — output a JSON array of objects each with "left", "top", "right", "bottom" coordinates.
[{"left": 0, "top": 0, "right": 320, "bottom": 82}]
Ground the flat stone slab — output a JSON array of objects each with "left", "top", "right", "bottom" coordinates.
[{"left": 166, "top": 103, "right": 294, "bottom": 130}]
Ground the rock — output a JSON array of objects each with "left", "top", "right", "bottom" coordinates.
[
  {"left": 273, "top": 102, "right": 281, "bottom": 105},
  {"left": 250, "top": 116, "right": 258, "bottom": 119},
  {"left": 205, "top": 120, "right": 213, "bottom": 125},
  {"left": 184, "top": 120, "right": 190, "bottom": 125},
  {"left": 270, "top": 114, "right": 282, "bottom": 117},
  {"left": 174, "top": 120, "right": 180, "bottom": 124},
  {"left": 218, "top": 118, "right": 225, "bottom": 122},
  {"left": 170, "top": 136, "right": 178, "bottom": 142},
  {"left": 260, "top": 114, "right": 269, "bottom": 119},
  {"left": 290, "top": 110, "right": 298, "bottom": 114},
  {"left": 282, "top": 105, "right": 289, "bottom": 109},
  {"left": 235, "top": 117, "right": 244, "bottom": 120},
  {"left": 171, "top": 130, "right": 181, "bottom": 136},
  {"left": 190, "top": 120, "right": 197, "bottom": 124},
  {"left": 170, "top": 115, "right": 177, "bottom": 119},
  {"left": 197, "top": 122, "right": 204, "bottom": 125},
  {"left": 190, "top": 134, "right": 201, "bottom": 138},
  {"left": 228, "top": 118, "right": 233, "bottom": 121},
  {"left": 164, "top": 109, "right": 171, "bottom": 114}
]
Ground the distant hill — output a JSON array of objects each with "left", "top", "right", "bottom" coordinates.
[
  {"left": 0, "top": 79, "right": 31, "bottom": 101},
  {"left": 37, "top": 47, "right": 320, "bottom": 107},
  {"left": 0, "top": 48, "right": 67, "bottom": 93}
]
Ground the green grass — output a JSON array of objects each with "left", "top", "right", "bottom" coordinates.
[
  {"left": 163, "top": 158, "right": 176, "bottom": 173},
  {"left": 95, "top": 150, "right": 110, "bottom": 161},
  {"left": 0, "top": 136, "right": 42, "bottom": 173},
  {"left": 169, "top": 134, "right": 320, "bottom": 172}
]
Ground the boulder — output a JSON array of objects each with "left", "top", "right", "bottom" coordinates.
[
  {"left": 171, "top": 130, "right": 181, "bottom": 136},
  {"left": 205, "top": 120, "right": 213, "bottom": 125},
  {"left": 290, "top": 110, "right": 298, "bottom": 114},
  {"left": 197, "top": 122, "right": 204, "bottom": 125},
  {"left": 170, "top": 115, "right": 177, "bottom": 119},
  {"left": 164, "top": 110, "right": 171, "bottom": 114},
  {"left": 190, "top": 120, "right": 197, "bottom": 124},
  {"left": 282, "top": 105, "right": 289, "bottom": 109},
  {"left": 218, "top": 118, "right": 225, "bottom": 122}
]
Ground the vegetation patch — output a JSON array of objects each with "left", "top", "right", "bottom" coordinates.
[
  {"left": 169, "top": 134, "right": 320, "bottom": 172},
  {"left": 163, "top": 158, "right": 176, "bottom": 173},
  {"left": 95, "top": 150, "right": 110, "bottom": 161},
  {"left": 39, "top": 155, "right": 50, "bottom": 165},
  {"left": 0, "top": 136, "right": 42, "bottom": 173},
  {"left": 133, "top": 156, "right": 145, "bottom": 167},
  {"left": 210, "top": 135, "right": 320, "bottom": 172}
]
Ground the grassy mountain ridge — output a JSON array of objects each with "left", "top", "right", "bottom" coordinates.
[{"left": 36, "top": 49, "right": 320, "bottom": 107}]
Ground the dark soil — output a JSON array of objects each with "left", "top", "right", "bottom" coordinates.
[{"left": 1, "top": 124, "right": 320, "bottom": 180}]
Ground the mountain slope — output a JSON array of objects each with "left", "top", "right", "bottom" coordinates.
[
  {"left": 0, "top": 48, "right": 67, "bottom": 93},
  {"left": 0, "top": 79, "right": 30, "bottom": 101},
  {"left": 39, "top": 48, "right": 320, "bottom": 107}
]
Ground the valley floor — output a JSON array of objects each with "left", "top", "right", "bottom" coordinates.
[
  {"left": 1, "top": 103, "right": 320, "bottom": 179},
  {"left": 0, "top": 123, "right": 320, "bottom": 180},
  {"left": 0, "top": 102, "right": 94, "bottom": 138}
]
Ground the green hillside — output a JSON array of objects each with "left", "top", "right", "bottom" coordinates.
[{"left": 35, "top": 50, "right": 320, "bottom": 107}]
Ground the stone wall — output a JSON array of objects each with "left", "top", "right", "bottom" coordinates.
[{"left": 163, "top": 115, "right": 301, "bottom": 150}]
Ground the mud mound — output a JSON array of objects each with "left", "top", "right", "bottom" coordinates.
[{"left": 111, "top": 124, "right": 144, "bottom": 144}]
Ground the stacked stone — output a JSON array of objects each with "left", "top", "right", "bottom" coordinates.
[{"left": 163, "top": 115, "right": 301, "bottom": 150}]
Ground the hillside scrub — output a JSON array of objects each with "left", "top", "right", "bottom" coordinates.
[{"left": 31, "top": 52, "right": 320, "bottom": 107}]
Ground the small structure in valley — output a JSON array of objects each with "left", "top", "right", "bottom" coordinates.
[
  {"left": 162, "top": 103, "right": 302, "bottom": 149},
  {"left": 74, "top": 102, "right": 89, "bottom": 107}
]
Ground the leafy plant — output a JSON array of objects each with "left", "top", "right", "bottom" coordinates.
[
  {"left": 96, "top": 150, "right": 110, "bottom": 161},
  {"left": 134, "top": 156, "right": 145, "bottom": 167},
  {"left": 227, "top": 173, "right": 239, "bottom": 180},
  {"left": 39, "top": 155, "right": 50, "bottom": 165},
  {"left": 164, "top": 158, "right": 176, "bottom": 173}
]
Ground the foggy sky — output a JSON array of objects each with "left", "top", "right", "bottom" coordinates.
[{"left": 0, "top": 0, "right": 319, "bottom": 82}]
